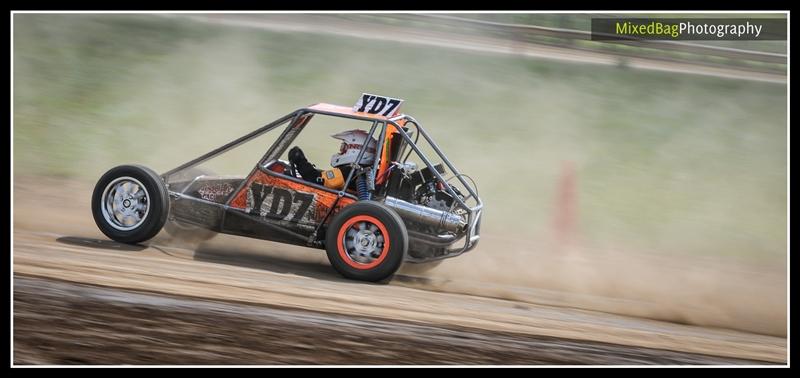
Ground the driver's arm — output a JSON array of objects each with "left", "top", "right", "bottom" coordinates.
[{"left": 288, "top": 146, "right": 321, "bottom": 183}]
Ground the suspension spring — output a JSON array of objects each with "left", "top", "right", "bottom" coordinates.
[{"left": 357, "top": 174, "right": 372, "bottom": 201}]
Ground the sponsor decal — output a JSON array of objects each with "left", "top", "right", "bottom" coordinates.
[
  {"left": 246, "top": 183, "right": 315, "bottom": 223},
  {"left": 230, "top": 170, "right": 356, "bottom": 226},
  {"left": 197, "top": 182, "right": 234, "bottom": 202}
]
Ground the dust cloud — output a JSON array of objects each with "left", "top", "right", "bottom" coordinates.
[{"left": 407, "top": 237, "right": 786, "bottom": 336}]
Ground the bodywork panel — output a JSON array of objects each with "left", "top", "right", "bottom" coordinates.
[{"left": 228, "top": 169, "right": 355, "bottom": 234}]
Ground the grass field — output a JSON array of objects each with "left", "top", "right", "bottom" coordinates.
[{"left": 13, "top": 14, "right": 787, "bottom": 262}]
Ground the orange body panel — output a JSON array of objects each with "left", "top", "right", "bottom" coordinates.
[
  {"left": 376, "top": 120, "right": 404, "bottom": 186},
  {"left": 378, "top": 124, "right": 396, "bottom": 184},
  {"left": 230, "top": 169, "right": 355, "bottom": 225}
]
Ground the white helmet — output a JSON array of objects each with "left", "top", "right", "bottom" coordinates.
[{"left": 330, "top": 129, "right": 378, "bottom": 167}]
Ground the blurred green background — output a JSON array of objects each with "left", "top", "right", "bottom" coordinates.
[{"left": 13, "top": 14, "right": 787, "bottom": 263}]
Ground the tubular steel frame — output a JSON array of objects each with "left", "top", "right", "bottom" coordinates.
[{"left": 161, "top": 106, "right": 482, "bottom": 259}]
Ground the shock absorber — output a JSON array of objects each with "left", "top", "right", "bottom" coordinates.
[{"left": 357, "top": 173, "right": 372, "bottom": 201}]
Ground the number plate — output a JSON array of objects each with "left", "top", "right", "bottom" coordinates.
[{"left": 353, "top": 93, "right": 404, "bottom": 117}]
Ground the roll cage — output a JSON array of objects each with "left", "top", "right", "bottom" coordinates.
[{"left": 162, "top": 103, "right": 483, "bottom": 256}]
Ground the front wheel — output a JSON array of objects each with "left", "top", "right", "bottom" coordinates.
[
  {"left": 325, "top": 201, "right": 408, "bottom": 282},
  {"left": 91, "top": 165, "right": 169, "bottom": 244}
]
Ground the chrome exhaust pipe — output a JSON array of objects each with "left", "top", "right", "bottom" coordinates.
[
  {"left": 385, "top": 196, "right": 466, "bottom": 233},
  {"left": 407, "top": 229, "right": 460, "bottom": 246}
]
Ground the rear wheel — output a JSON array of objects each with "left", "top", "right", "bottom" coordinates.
[
  {"left": 91, "top": 165, "right": 169, "bottom": 244},
  {"left": 325, "top": 201, "right": 408, "bottom": 282}
]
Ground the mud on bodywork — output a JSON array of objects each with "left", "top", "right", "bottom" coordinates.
[{"left": 229, "top": 170, "right": 355, "bottom": 233}]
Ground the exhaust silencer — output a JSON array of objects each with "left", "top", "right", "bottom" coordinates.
[{"left": 385, "top": 196, "right": 466, "bottom": 233}]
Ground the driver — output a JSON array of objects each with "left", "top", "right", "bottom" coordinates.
[{"left": 288, "top": 129, "right": 378, "bottom": 191}]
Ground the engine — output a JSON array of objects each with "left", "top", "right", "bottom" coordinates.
[{"left": 382, "top": 162, "right": 468, "bottom": 241}]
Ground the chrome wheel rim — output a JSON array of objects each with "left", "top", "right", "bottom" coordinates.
[
  {"left": 101, "top": 177, "right": 150, "bottom": 231},
  {"left": 343, "top": 221, "right": 385, "bottom": 264}
]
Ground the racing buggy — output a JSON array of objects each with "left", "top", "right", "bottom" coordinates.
[{"left": 91, "top": 94, "right": 483, "bottom": 281}]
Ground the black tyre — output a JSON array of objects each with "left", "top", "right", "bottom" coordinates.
[
  {"left": 91, "top": 165, "right": 169, "bottom": 244},
  {"left": 325, "top": 201, "right": 408, "bottom": 282}
]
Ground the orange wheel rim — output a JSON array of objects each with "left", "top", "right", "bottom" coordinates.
[{"left": 336, "top": 215, "right": 390, "bottom": 270}]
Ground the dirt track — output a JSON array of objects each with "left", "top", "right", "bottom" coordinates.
[
  {"left": 14, "top": 275, "right": 771, "bottom": 365},
  {"left": 12, "top": 176, "right": 788, "bottom": 365}
]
